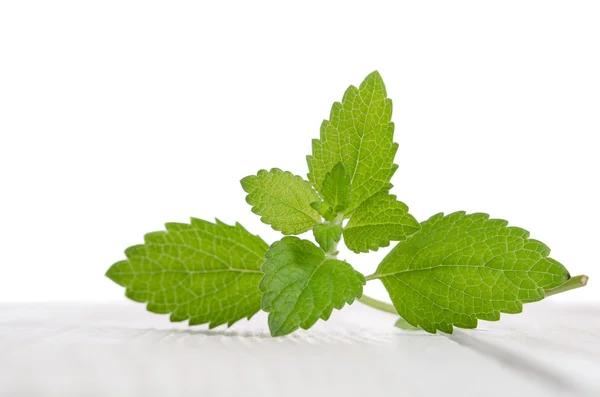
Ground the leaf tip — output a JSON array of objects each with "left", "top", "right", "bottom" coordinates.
[
  {"left": 360, "top": 70, "right": 386, "bottom": 93},
  {"left": 367, "top": 69, "right": 382, "bottom": 80},
  {"left": 240, "top": 174, "right": 257, "bottom": 192},
  {"left": 104, "top": 262, "right": 122, "bottom": 284}
]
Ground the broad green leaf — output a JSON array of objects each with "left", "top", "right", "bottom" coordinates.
[
  {"left": 241, "top": 168, "right": 321, "bottom": 234},
  {"left": 376, "top": 212, "right": 570, "bottom": 334},
  {"left": 310, "top": 201, "right": 336, "bottom": 222},
  {"left": 321, "top": 162, "right": 351, "bottom": 213},
  {"left": 343, "top": 193, "right": 420, "bottom": 253},
  {"left": 106, "top": 219, "right": 268, "bottom": 328},
  {"left": 313, "top": 223, "right": 343, "bottom": 252},
  {"left": 260, "top": 237, "right": 365, "bottom": 336},
  {"left": 307, "top": 71, "right": 398, "bottom": 214}
]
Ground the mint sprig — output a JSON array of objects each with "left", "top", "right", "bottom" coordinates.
[{"left": 107, "top": 71, "right": 588, "bottom": 337}]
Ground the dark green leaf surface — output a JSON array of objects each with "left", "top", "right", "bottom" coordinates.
[
  {"left": 106, "top": 219, "right": 268, "bottom": 328},
  {"left": 260, "top": 237, "right": 365, "bottom": 336},
  {"left": 376, "top": 212, "right": 570, "bottom": 333}
]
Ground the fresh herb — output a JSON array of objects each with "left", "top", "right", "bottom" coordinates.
[{"left": 106, "top": 71, "right": 588, "bottom": 336}]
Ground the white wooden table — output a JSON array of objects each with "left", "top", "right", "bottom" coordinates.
[{"left": 1, "top": 301, "right": 598, "bottom": 397}]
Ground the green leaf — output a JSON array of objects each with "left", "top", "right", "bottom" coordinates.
[
  {"left": 241, "top": 168, "right": 321, "bottom": 234},
  {"left": 310, "top": 201, "right": 336, "bottom": 222},
  {"left": 307, "top": 71, "right": 398, "bottom": 214},
  {"left": 321, "top": 162, "right": 351, "bottom": 213},
  {"left": 343, "top": 192, "right": 420, "bottom": 253},
  {"left": 260, "top": 237, "right": 365, "bottom": 336},
  {"left": 105, "top": 219, "right": 268, "bottom": 328},
  {"left": 375, "top": 212, "right": 570, "bottom": 334},
  {"left": 313, "top": 223, "right": 343, "bottom": 252}
]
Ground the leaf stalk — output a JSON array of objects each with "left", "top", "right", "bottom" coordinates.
[
  {"left": 357, "top": 294, "right": 397, "bottom": 314},
  {"left": 364, "top": 273, "right": 379, "bottom": 281},
  {"left": 545, "top": 274, "right": 588, "bottom": 297}
]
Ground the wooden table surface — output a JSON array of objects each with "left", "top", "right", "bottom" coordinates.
[{"left": 1, "top": 301, "right": 598, "bottom": 397}]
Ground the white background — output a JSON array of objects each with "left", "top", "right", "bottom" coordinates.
[{"left": 0, "top": 1, "right": 598, "bottom": 303}]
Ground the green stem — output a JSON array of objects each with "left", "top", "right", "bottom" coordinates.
[
  {"left": 357, "top": 295, "right": 398, "bottom": 315},
  {"left": 545, "top": 274, "right": 588, "bottom": 297},
  {"left": 365, "top": 274, "right": 378, "bottom": 281},
  {"left": 325, "top": 240, "right": 339, "bottom": 259}
]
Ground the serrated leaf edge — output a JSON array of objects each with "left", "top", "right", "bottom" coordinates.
[
  {"left": 105, "top": 218, "right": 267, "bottom": 329},
  {"left": 376, "top": 211, "right": 571, "bottom": 334}
]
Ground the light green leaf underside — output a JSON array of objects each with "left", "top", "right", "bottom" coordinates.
[
  {"left": 343, "top": 192, "right": 420, "bottom": 253},
  {"left": 376, "top": 212, "right": 570, "bottom": 334},
  {"left": 313, "top": 223, "right": 343, "bottom": 252},
  {"left": 106, "top": 219, "right": 268, "bottom": 328},
  {"left": 321, "top": 162, "right": 351, "bottom": 213},
  {"left": 241, "top": 168, "right": 321, "bottom": 235},
  {"left": 307, "top": 71, "right": 398, "bottom": 215},
  {"left": 260, "top": 237, "right": 365, "bottom": 336}
]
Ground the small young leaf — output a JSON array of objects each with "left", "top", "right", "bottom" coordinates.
[
  {"left": 313, "top": 223, "right": 343, "bottom": 252},
  {"left": 307, "top": 71, "right": 398, "bottom": 214},
  {"left": 343, "top": 192, "right": 420, "bottom": 253},
  {"left": 106, "top": 219, "right": 268, "bottom": 328},
  {"left": 321, "top": 162, "right": 351, "bottom": 213},
  {"left": 375, "top": 212, "right": 570, "bottom": 334},
  {"left": 260, "top": 237, "right": 365, "bottom": 336},
  {"left": 310, "top": 201, "right": 336, "bottom": 222},
  {"left": 241, "top": 168, "right": 321, "bottom": 235}
]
